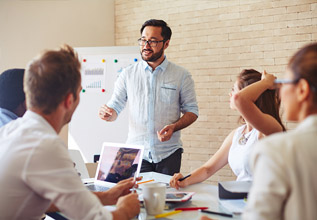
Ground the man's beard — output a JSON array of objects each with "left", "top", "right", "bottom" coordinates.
[{"left": 141, "top": 46, "right": 164, "bottom": 62}]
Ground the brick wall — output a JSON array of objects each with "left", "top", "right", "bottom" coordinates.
[{"left": 115, "top": 0, "right": 317, "bottom": 185}]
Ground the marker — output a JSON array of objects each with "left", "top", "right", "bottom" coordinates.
[
  {"left": 179, "top": 174, "right": 191, "bottom": 181},
  {"left": 137, "top": 179, "right": 154, "bottom": 185},
  {"left": 155, "top": 210, "right": 182, "bottom": 218},
  {"left": 175, "top": 207, "right": 208, "bottom": 211},
  {"left": 200, "top": 209, "right": 233, "bottom": 218}
]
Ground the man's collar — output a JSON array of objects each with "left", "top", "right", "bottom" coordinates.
[
  {"left": 24, "top": 110, "right": 58, "bottom": 134},
  {"left": 0, "top": 107, "right": 18, "bottom": 119},
  {"left": 142, "top": 56, "right": 168, "bottom": 72}
]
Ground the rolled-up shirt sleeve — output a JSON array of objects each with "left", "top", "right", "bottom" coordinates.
[
  {"left": 107, "top": 70, "right": 128, "bottom": 115},
  {"left": 180, "top": 72, "right": 199, "bottom": 117}
]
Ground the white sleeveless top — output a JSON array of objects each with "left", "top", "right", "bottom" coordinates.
[{"left": 228, "top": 125, "right": 259, "bottom": 181}]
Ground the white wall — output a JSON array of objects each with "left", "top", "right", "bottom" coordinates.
[{"left": 0, "top": 0, "right": 115, "bottom": 142}]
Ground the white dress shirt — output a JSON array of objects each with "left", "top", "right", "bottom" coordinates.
[
  {"left": 0, "top": 111, "right": 112, "bottom": 220},
  {"left": 107, "top": 57, "right": 199, "bottom": 163},
  {"left": 243, "top": 115, "right": 317, "bottom": 220}
]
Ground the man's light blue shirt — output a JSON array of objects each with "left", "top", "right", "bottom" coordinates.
[
  {"left": 0, "top": 108, "right": 18, "bottom": 128},
  {"left": 107, "top": 57, "right": 198, "bottom": 163}
]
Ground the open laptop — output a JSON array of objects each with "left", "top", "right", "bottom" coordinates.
[{"left": 84, "top": 142, "right": 144, "bottom": 191}]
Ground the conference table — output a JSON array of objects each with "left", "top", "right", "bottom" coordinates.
[
  {"left": 47, "top": 172, "right": 243, "bottom": 220},
  {"left": 135, "top": 172, "right": 242, "bottom": 220}
]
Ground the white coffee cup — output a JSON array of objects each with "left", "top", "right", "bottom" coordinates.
[{"left": 142, "top": 182, "right": 166, "bottom": 215}]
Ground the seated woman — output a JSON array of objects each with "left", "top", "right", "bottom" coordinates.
[
  {"left": 243, "top": 43, "right": 317, "bottom": 220},
  {"left": 170, "top": 69, "right": 285, "bottom": 189}
]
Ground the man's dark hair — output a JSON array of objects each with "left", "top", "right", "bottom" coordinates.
[
  {"left": 24, "top": 44, "right": 81, "bottom": 114},
  {"left": 140, "top": 19, "right": 172, "bottom": 41}
]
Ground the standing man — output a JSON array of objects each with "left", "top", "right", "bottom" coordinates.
[
  {"left": 99, "top": 19, "right": 199, "bottom": 175},
  {"left": 0, "top": 45, "right": 140, "bottom": 220},
  {"left": 0, "top": 68, "right": 26, "bottom": 127}
]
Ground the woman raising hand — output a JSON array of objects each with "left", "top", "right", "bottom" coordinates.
[{"left": 170, "top": 69, "right": 285, "bottom": 189}]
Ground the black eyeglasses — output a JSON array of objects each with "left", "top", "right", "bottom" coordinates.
[
  {"left": 138, "top": 38, "right": 165, "bottom": 47},
  {"left": 274, "top": 79, "right": 300, "bottom": 84},
  {"left": 275, "top": 78, "right": 317, "bottom": 92}
]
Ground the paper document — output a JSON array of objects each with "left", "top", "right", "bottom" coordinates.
[{"left": 219, "top": 199, "right": 247, "bottom": 214}]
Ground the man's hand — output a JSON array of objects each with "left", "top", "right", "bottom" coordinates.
[
  {"left": 157, "top": 112, "right": 197, "bottom": 142},
  {"left": 157, "top": 124, "right": 176, "bottom": 142},
  {"left": 97, "top": 177, "right": 141, "bottom": 205},
  {"left": 98, "top": 104, "right": 118, "bottom": 121},
  {"left": 112, "top": 193, "right": 140, "bottom": 220},
  {"left": 46, "top": 204, "right": 59, "bottom": 213},
  {"left": 200, "top": 216, "right": 214, "bottom": 220}
]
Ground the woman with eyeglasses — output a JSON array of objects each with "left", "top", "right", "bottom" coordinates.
[
  {"left": 242, "top": 43, "right": 317, "bottom": 220},
  {"left": 170, "top": 69, "right": 285, "bottom": 189}
]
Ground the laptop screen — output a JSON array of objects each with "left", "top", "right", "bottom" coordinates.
[{"left": 95, "top": 142, "right": 144, "bottom": 184}]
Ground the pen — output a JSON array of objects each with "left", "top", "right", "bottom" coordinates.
[
  {"left": 175, "top": 207, "right": 208, "bottom": 211},
  {"left": 179, "top": 174, "right": 191, "bottom": 181},
  {"left": 132, "top": 175, "right": 136, "bottom": 193},
  {"left": 137, "top": 179, "right": 154, "bottom": 185},
  {"left": 200, "top": 209, "right": 233, "bottom": 218},
  {"left": 155, "top": 210, "right": 182, "bottom": 218}
]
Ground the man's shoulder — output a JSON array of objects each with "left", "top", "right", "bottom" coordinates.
[
  {"left": 124, "top": 61, "right": 143, "bottom": 72},
  {"left": 257, "top": 131, "right": 290, "bottom": 146},
  {"left": 118, "top": 62, "right": 143, "bottom": 78},
  {"left": 0, "top": 108, "right": 17, "bottom": 126},
  {"left": 166, "top": 60, "right": 189, "bottom": 73},
  {"left": 0, "top": 117, "right": 63, "bottom": 159},
  {"left": 255, "top": 130, "right": 300, "bottom": 158},
  {"left": 1, "top": 115, "right": 59, "bottom": 142}
]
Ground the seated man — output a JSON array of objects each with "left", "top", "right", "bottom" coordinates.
[
  {"left": 0, "top": 45, "right": 140, "bottom": 220},
  {"left": 0, "top": 68, "right": 26, "bottom": 127}
]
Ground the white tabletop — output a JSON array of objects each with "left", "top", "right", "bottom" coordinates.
[
  {"left": 136, "top": 172, "right": 242, "bottom": 220},
  {"left": 46, "top": 172, "right": 243, "bottom": 220}
]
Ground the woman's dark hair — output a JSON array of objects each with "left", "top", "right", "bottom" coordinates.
[
  {"left": 237, "top": 69, "right": 285, "bottom": 131},
  {"left": 288, "top": 42, "right": 317, "bottom": 103},
  {"left": 140, "top": 19, "right": 172, "bottom": 41}
]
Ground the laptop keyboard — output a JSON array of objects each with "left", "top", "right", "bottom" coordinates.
[{"left": 86, "top": 184, "right": 110, "bottom": 192}]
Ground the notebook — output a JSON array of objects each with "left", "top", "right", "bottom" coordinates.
[{"left": 84, "top": 142, "right": 144, "bottom": 191}]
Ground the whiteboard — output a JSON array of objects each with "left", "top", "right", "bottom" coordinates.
[{"left": 68, "top": 46, "right": 141, "bottom": 162}]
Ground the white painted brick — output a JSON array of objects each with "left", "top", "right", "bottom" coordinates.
[
  {"left": 250, "top": 15, "right": 275, "bottom": 24},
  {"left": 272, "top": 0, "right": 301, "bottom": 8},
  {"left": 287, "top": 4, "right": 311, "bottom": 13},
  {"left": 298, "top": 11, "right": 317, "bottom": 20},
  {"left": 218, "top": 12, "right": 240, "bottom": 21},
  {"left": 263, "top": 7, "right": 287, "bottom": 16}
]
